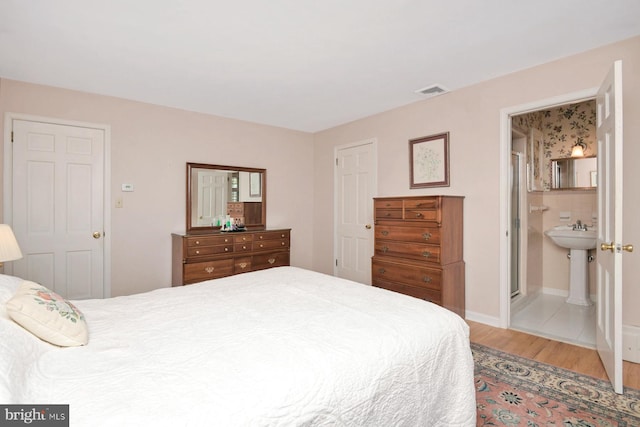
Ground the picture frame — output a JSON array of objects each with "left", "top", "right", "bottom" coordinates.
[
  {"left": 409, "top": 132, "right": 450, "bottom": 188},
  {"left": 249, "top": 172, "right": 261, "bottom": 197}
]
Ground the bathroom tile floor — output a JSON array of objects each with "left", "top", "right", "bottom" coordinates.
[{"left": 510, "top": 293, "right": 596, "bottom": 349}]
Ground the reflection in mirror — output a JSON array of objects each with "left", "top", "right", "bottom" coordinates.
[
  {"left": 186, "top": 163, "right": 266, "bottom": 233},
  {"left": 551, "top": 156, "right": 596, "bottom": 190}
]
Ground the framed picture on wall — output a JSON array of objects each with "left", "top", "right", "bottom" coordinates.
[
  {"left": 409, "top": 132, "right": 450, "bottom": 188},
  {"left": 250, "top": 172, "right": 261, "bottom": 197}
]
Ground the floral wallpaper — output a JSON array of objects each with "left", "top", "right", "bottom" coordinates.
[{"left": 513, "top": 100, "right": 596, "bottom": 190}]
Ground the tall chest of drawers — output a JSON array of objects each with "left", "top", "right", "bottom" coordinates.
[
  {"left": 371, "top": 196, "right": 465, "bottom": 317},
  {"left": 172, "top": 229, "right": 290, "bottom": 286}
]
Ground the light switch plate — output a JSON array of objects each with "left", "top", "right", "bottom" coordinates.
[{"left": 121, "top": 183, "right": 134, "bottom": 192}]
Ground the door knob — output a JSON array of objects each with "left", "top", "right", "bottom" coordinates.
[
  {"left": 600, "top": 242, "right": 634, "bottom": 253},
  {"left": 600, "top": 242, "right": 615, "bottom": 252},
  {"left": 365, "top": 224, "right": 372, "bottom": 229},
  {"left": 93, "top": 231, "right": 102, "bottom": 239}
]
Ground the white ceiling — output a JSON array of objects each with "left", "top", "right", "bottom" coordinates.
[{"left": 1, "top": 1, "right": 639, "bottom": 132}]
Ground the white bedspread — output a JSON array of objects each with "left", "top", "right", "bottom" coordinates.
[{"left": 1, "top": 267, "right": 475, "bottom": 426}]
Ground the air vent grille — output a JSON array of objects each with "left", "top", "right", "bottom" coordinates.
[{"left": 415, "top": 84, "right": 449, "bottom": 97}]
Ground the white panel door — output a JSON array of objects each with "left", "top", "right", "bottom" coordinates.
[
  {"left": 596, "top": 60, "right": 625, "bottom": 394},
  {"left": 335, "top": 139, "right": 376, "bottom": 284},
  {"left": 196, "top": 171, "right": 227, "bottom": 226},
  {"left": 12, "top": 119, "right": 105, "bottom": 299}
]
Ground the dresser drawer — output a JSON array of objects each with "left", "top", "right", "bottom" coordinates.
[
  {"left": 184, "top": 259, "right": 234, "bottom": 283},
  {"left": 227, "top": 202, "right": 244, "bottom": 217},
  {"left": 403, "top": 208, "right": 439, "bottom": 222},
  {"left": 375, "top": 240, "right": 441, "bottom": 263},
  {"left": 376, "top": 209, "right": 403, "bottom": 220},
  {"left": 186, "top": 235, "right": 233, "bottom": 247},
  {"left": 375, "top": 224, "right": 441, "bottom": 244},
  {"left": 254, "top": 230, "right": 290, "bottom": 241},
  {"left": 234, "top": 234, "right": 254, "bottom": 243},
  {"left": 234, "top": 242, "right": 252, "bottom": 252},
  {"left": 234, "top": 256, "right": 252, "bottom": 274},
  {"left": 374, "top": 199, "right": 403, "bottom": 210},
  {"left": 372, "top": 258, "right": 442, "bottom": 291},
  {"left": 254, "top": 238, "right": 289, "bottom": 251},
  {"left": 187, "top": 244, "right": 233, "bottom": 257},
  {"left": 373, "top": 280, "right": 442, "bottom": 305},
  {"left": 253, "top": 251, "right": 290, "bottom": 270},
  {"left": 403, "top": 198, "right": 439, "bottom": 210}
]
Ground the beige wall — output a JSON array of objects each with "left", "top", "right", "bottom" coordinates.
[
  {"left": 313, "top": 36, "right": 640, "bottom": 327},
  {"left": 0, "top": 80, "right": 315, "bottom": 296},
  {"left": 1, "top": 36, "right": 638, "bottom": 329}
]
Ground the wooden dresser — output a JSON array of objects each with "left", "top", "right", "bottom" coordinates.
[
  {"left": 371, "top": 196, "right": 465, "bottom": 317},
  {"left": 172, "top": 229, "right": 290, "bottom": 286},
  {"left": 227, "top": 202, "right": 263, "bottom": 225}
]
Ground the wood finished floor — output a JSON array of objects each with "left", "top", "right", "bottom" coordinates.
[{"left": 468, "top": 320, "right": 640, "bottom": 390}]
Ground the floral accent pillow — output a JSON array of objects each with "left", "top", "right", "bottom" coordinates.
[{"left": 6, "top": 281, "right": 88, "bottom": 346}]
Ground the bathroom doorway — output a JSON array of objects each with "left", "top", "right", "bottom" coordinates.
[{"left": 508, "top": 98, "right": 598, "bottom": 348}]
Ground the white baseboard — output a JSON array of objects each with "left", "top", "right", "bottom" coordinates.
[
  {"left": 464, "top": 310, "right": 501, "bottom": 328},
  {"left": 623, "top": 324, "right": 640, "bottom": 363}
]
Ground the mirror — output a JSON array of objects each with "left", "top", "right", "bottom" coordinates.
[
  {"left": 551, "top": 156, "right": 597, "bottom": 190},
  {"left": 186, "top": 163, "right": 266, "bottom": 233}
]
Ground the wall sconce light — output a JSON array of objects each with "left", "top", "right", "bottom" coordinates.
[
  {"left": 0, "top": 224, "right": 23, "bottom": 268},
  {"left": 571, "top": 141, "right": 587, "bottom": 157}
]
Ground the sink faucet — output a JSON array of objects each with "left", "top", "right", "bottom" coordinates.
[{"left": 573, "top": 220, "right": 587, "bottom": 231}]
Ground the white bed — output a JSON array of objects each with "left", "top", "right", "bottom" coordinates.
[{"left": 0, "top": 266, "right": 475, "bottom": 426}]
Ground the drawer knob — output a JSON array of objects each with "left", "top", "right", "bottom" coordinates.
[
  {"left": 239, "top": 262, "right": 248, "bottom": 269},
  {"left": 281, "top": 242, "right": 285, "bottom": 246},
  {"left": 378, "top": 268, "right": 386, "bottom": 274},
  {"left": 195, "top": 240, "right": 200, "bottom": 245},
  {"left": 268, "top": 258, "right": 276, "bottom": 264},
  {"left": 422, "top": 232, "right": 432, "bottom": 241},
  {"left": 422, "top": 251, "right": 432, "bottom": 258},
  {"left": 242, "top": 245, "right": 247, "bottom": 250},
  {"left": 260, "top": 244, "right": 264, "bottom": 248},
  {"left": 381, "top": 246, "right": 389, "bottom": 253},
  {"left": 423, "top": 276, "right": 432, "bottom": 283},
  {"left": 195, "top": 250, "right": 200, "bottom": 255},
  {"left": 205, "top": 267, "right": 214, "bottom": 273},
  {"left": 381, "top": 230, "right": 389, "bottom": 236},
  {"left": 415, "top": 212, "right": 423, "bottom": 218},
  {"left": 224, "top": 247, "right": 229, "bottom": 252},
  {"left": 385, "top": 213, "right": 391, "bottom": 217}
]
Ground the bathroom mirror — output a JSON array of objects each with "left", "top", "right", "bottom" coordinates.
[
  {"left": 551, "top": 156, "right": 597, "bottom": 190},
  {"left": 186, "top": 163, "right": 266, "bottom": 233}
]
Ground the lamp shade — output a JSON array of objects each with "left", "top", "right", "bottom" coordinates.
[
  {"left": 571, "top": 145, "right": 584, "bottom": 157},
  {"left": 0, "top": 224, "right": 23, "bottom": 263}
]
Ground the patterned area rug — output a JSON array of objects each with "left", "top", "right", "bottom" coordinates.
[{"left": 472, "top": 343, "right": 640, "bottom": 426}]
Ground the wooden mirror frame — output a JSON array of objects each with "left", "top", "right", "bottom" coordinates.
[
  {"left": 186, "top": 163, "right": 267, "bottom": 234},
  {"left": 550, "top": 156, "right": 597, "bottom": 190}
]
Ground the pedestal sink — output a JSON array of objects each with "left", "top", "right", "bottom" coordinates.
[{"left": 544, "top": 225, "right": 597, "bottom": 306}]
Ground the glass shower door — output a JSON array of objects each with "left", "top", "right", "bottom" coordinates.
[{"left": 510, "top": 153, "right": 521, "bottom": 297}]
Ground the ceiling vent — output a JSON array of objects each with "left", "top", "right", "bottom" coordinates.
[{"left": 415, "top": 84, "right": 449, "bottom": 98}]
